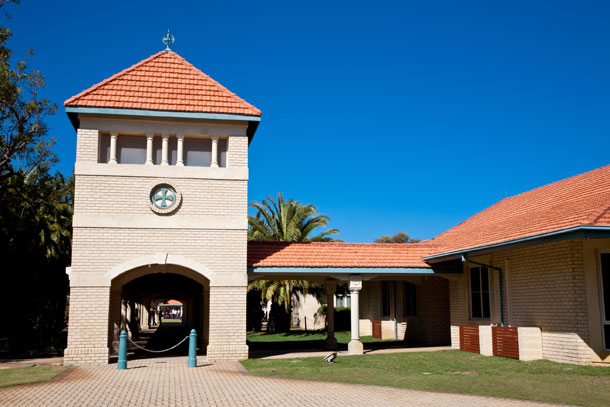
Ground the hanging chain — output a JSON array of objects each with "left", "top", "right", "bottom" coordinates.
[{"left": 127, "top": 335, "right": 189, "bottom": 353}]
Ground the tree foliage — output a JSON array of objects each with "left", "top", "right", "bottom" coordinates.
[
  {"left": 247, "top": 193, "right": 338, "bottom": 332},
  {"left": 0, "top": 11, "right": 57, "bottom": 185},
  {"left": 0, "top": 1, "right": 72, "bottom": 356},
  {"left": 248, "top": 192, "right": 339, "bottom": 242},
  {"left": 374, "top": 231, "right": 421, "bottom": 243}
]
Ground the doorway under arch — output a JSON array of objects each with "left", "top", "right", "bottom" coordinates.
[{"left": 109, "top": 265, "right": 209, "bottom": 360}]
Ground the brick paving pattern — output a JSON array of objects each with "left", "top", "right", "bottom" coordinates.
[{"left": 0, "top": 357, "right": 563, "bottom": 407}]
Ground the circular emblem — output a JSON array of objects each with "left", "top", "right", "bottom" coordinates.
[{"left": 149, "top": 183, "right": 182, "bottom": 214}]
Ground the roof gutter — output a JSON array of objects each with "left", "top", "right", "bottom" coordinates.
[
  {"left": 461, "top": 255, "right": 504, "bottom": 327},
  {"left": 65, "top": 106, "right": 262, "bottom": 141},
  {"left": 424, "top": 225, "right": 610, "bottom": 263}
]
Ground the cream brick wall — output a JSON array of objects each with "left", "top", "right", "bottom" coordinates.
[
  {"left": 207, "top": 286, "right": 248, "bottom": 360},
  {"left": 66, "top": 115, "right": 251, "bottom": 365},
  {"left": 228, "top": 136, "right": 248, "bottom": 168},
  {"left": 449, "top": 239, "right": 595, "bottom": 365},
  {"left": 76, "top": 128, "right": 99, "bottom": 163},
  {"left": 64, "top": 287, "right": 110, "bottom": 365},
  {"left": 74, "top": 176, "right": 247, "bottom": 218}
]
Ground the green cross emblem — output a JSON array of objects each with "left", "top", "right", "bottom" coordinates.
[{"left": 152, "top": 187, "right": 176, "bottom": 209}]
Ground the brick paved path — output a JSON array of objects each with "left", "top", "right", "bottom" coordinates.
[{"left": 0, "top": 357, "right": 564, "bottom": 407}]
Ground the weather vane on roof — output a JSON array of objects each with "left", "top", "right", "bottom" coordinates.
[{"left": 162, "top": 29, "right": 175, "bottom": 51}]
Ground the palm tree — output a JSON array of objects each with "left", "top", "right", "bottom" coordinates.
[
  {"left": 247, "top": 193, "right": 339, "bottom": 331},
  {"left": 248, "top": 193, "right": 339, "bottom": 241}
]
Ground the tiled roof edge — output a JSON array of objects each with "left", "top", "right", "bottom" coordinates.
[{"left": 64, "top": 51, "right": 167, "bottom": 106}]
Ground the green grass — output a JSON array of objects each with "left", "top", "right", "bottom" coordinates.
[
  {"left": 241, "top": 350, "right": 610, "bottom": 407},
  {"left": 0, "top": 365, "right": 69, "bottom": 388},
  {"left": 247, "top": 331, "right": 396, "bottom": 350}
]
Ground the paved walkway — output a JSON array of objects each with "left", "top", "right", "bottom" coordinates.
[{"left": 0, "top": 357, "right": 565, "bottom": 407}]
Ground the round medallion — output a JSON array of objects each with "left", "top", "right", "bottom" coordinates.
[{"left": 149, "top": 183, "right": 182, "bottom": 214}]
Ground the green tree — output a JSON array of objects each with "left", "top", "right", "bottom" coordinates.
[
  {"left": 248, "top": 192, "right": 339, "bottom": 242},
  {"left": 0, "top": 1, "right": 72, "bottom": 356},
  {"left": 0, "top": 7, "right": 57, "bottom": 186},
  {"left": 247, "top": 193, "right": 338, "bottom": 332},
  {"left": 374, "top": 231, "right": 421, "bottom": 243}
]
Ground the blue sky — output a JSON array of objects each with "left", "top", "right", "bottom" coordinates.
[{"left": 6, "top": 1, "right": 610, "bottom": 242}]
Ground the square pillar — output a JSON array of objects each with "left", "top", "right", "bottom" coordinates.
[
  {"left": 207, "top": 285, "right": 248, "bottom": 361},
  {"left": 64, "top": 286, "right": 111, "bottom": 365},
  {"left": 325, "top": 280, "right": 337, "bottom": 349}
]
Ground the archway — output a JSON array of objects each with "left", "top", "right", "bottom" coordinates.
[{"left": 108, "top": 264, "right": 209, "bottom": 360}]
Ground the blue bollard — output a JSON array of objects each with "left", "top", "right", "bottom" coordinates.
[
  {"left": 188, "top": 329, "right": 197, "bottom": 368},
  {"left": 118, "top": 330, "right": 127, "bottom": 370}
]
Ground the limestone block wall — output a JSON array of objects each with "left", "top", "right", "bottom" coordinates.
[
  {"left": 449, "top": 239, "right": 595, "bottom": 365},
  {"left": 291, "top": 292, "right": 326, "bottom": 331}
]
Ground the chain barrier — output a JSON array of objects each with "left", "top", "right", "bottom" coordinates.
[{"left": 127, "top": 335, "right": 189, "bottom": 353}]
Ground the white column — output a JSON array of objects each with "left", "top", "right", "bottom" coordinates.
[
  {"left": 109, "top": 132, "right": 118, "bottom": 164},
  {"left": 325, "top": 280, "right": 337, "bottom": 349},
  {"left": 145, "top": 133, "right": 153, "bottom": 165},
  {"left": 161, "top": 133, "right": 169, "bottom": 166},
  {"left": 211, "top": 135, "right": 219, "bottom": 168},
  {"left": 176, "top": 134, "right": 184, "bottom": 166},
  {"left": 348, "top": 276, "right": 363, "bottom": 355}
]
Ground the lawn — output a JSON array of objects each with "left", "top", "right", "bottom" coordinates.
[
  {"left": 241, "top": 350, "right": 610, "bottom": 407},
  {"left": 247, "top": 331, "right": 397, "bottom": 350},
  {"left": 0, "top": 365, "right": 69, "bottom": 388}
]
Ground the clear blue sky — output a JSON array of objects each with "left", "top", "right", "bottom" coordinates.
[{"left": 6, "top": 1, "right": 610, "bottom": 242}]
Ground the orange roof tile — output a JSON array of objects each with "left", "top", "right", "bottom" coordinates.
[
  {"left": 65, "top": 51, "right": 261, "bottom": 117},
  {"left": 429, "top": 165, "right": 610, "bottom": 256},
  {"left": 248, "top": 241, "right": 439, "bottom": 268}
]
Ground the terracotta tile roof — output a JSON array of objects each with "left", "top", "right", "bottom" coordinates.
[
  {"left": 247, "top": 241, "right": 440, "bottom": 268},
  {"left": 64, "top": 50, "right": 261, "bottom": 117},
  {"left": 429, "top": 165, "right": 610, "bottom": 256}
]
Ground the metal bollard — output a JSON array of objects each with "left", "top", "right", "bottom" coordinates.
[
  {"left": 187, "top": 329, "right": 197, "bottom": 368},
  {"left": 118, "top": 330, "right": 127, "bottom": 370}
]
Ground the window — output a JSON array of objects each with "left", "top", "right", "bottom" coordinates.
[
  {"left": 117, "top": 135, "right": 146, "bottom": 164},
  {"left": 98, "top": 133, "right": 110, "bottom": 163},
  {"left": 381, "top": 281, "right": 390, "bottom": 317},
  {"left": 404, "top": 282, "right": 417, "bottom": 317},
  {"left": 470, "top": 267, "right": 490, "bottom": 319},
  {"left": 335, "top": 293, "right": 351, "bottom": 308},
  {"left": 601, "top": 253, "right": 610, "bottom": 350},
  {"left": 184, "top": 137, "right": 212, "bottom": 166},
  {"left": 218, "top": 138, "right": 227, "bottom": 167}
]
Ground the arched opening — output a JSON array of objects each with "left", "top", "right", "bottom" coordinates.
[{"left": 108, "top": 264, "right": 209, "bottom": 360}]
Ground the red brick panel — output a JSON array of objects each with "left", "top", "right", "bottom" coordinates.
[
  {"left": 492, "top": 326, "right": 519, "bottom": 359},
  {"left": 459, "top": 325, "right": 480, "bottom": 353},
  {"left": 372, "top": 320, "right": 382, "bottom": 339}
]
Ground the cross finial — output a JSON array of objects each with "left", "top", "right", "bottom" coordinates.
[{"left": 162, "top": 29, "right": 175, "bottom": 51}]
